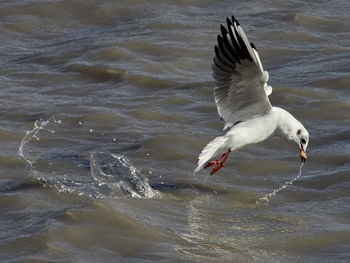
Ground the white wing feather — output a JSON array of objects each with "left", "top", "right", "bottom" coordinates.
[{"left": 213, "top": 17, "right": 272, "bottom": 130}]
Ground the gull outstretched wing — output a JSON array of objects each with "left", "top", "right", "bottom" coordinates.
[{"left": 213, "top": 16, "right": 273, "bottom": 131}]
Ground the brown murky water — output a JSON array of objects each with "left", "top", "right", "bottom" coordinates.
[{"left": 0, "top": 0, "right": 349, "bottom": 262}]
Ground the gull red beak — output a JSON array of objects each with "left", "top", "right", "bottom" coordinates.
[{"left": 300, "top": 145, "right": 307, "bottom": 162}]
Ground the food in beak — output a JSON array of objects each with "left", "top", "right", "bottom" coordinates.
[{"left": 300, "top": 149, "right": 307, "bottom": 162}]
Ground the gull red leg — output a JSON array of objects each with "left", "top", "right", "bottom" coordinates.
[
  {"left": 210, "top": 149, "right": 231, "bottom": 175},
  {"left": 204, "top": 152, "right": 226, "bottom": 169}
]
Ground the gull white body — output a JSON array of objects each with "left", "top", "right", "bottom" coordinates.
[
  {"left": 195, "top": 16, "right": 309, "bottom": 174},
  {"left": 195, "top": 107, "right": 304, "bottom": 172}
]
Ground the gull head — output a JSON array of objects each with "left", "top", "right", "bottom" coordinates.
[
  {"left": 275, "top": 107, "right": 309, "bottom": 162},
  {"left": 283, "top": 124, "right": 309, "bottom": 162},
  {"left": 294, "top": 126, "right": 309, "bottom": 162}
]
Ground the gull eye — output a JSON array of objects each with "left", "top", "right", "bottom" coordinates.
[{"left": 301, "top": 138, "right": 306, "bottom": 144}]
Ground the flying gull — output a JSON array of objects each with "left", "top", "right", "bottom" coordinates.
[{"left": 195, "top": 16, "right": 309, "bottom": 175}]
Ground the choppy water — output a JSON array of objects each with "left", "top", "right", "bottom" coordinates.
[{"left": 1, "top": 0, "right": 349, "bottom": 262}]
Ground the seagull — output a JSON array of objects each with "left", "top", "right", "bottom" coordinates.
[{"left": 195, "top": 16, "right": 309, "bottom": 175}]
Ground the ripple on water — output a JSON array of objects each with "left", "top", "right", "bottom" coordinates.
[
  {"left": 89, "top": 47, "right": 133, "bottom": 62},
  {"left": 294, "top": 13, "right": 349, "bottom": 32},
  {"left": 64, "top": 63, "right": 125, "bottom": 82},
  {"left": 126, "top": 109, "right": 183, "bottom": 122},
  {"left": 126, "top": 73, "right": 177, "bottom": 89},
  {"left": 308, "top": 75, "right": 350, "bottom": 90}
]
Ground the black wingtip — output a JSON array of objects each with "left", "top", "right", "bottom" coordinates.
[
  {"left": 216, "top": 15, "right": 253, "bottom": 65},
  {"left": 214, "top": 44, "right": 219, "bottom": 52},
  {"left": 214, "top": 45, "right": 220, "bottom": 58},
  {"left": 232, "top": 16, "right": 239, "bottom": 25},
  {"left": 217, "top": 34, "right": 223, "bottom": 46},
  {"left": 220, "top": 24, "right": 228, "bottom": 36},
  {"left": 226, "top": 17, "right": 232, "bottom": 27},
  {"left": 250, "top": 42, "right": 257, "bottom": 50},
  {"left": 220, "top": 23, "right": 240, "bottom": 63},
  {"left": 226, "top": 16, "right": 240, "bottom": 26}
]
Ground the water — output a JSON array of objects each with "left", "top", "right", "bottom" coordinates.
[
  {"left": 1, "top": 0, "right": 349, "bottom": 262},
  {"left": 258, "top": 162, "right": 305, "bottom": 205}
]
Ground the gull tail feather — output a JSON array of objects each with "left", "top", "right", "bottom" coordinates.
[{"left": 194, "top": 136, "right": 228, "bottom": 174}]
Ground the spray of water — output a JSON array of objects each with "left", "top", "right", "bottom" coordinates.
[
  {"left": 19, "top": 117, "right": 156, "bottom": 199},
  {"left": 257, "top": 162, "right": 304, "bottom": 205},
  {"left": 19, "top": 117, "right": 60, "bottom": 167},
  {"left": 90, "top": 152, "right": 157, "bottom": 199}
]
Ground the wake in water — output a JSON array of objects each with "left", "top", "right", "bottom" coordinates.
[
  {"left": 257, "top": 162, "right": 304, "bottom": 205},
  {"left": 18, "top": 117, "right": 156, "bottom": 199}
]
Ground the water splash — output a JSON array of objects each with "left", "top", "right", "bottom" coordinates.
[
  {"left": 18, "top": 117, "right": 156, "bottom": 199},
  {"left": 19, "top": 118, "right": 54, "bottom": 166},
  {"left": 90, "top": 152, "right": 157, "bottom": 199},
  {"left": 257, "top": 162, "right": 304, "bottom": 205},
  {"left": 18, "top": 117, "right": 86, "bottom": 195},
  {"left": 18, "top": 117, "right": 90, "bottom": 196}
]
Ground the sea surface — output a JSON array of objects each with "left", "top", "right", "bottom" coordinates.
[{"left": 0, "top": 0, "right": 349, "bottom": 262}]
